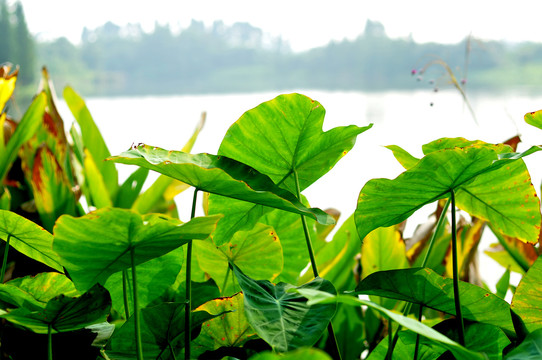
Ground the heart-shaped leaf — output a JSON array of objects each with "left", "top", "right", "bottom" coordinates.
[
  {"left": 0, "top": 282, "right": 110, "bottom": 334},
  {"left": 53, "top": 207, "right": 221, "bottom": 292},
  {"left": 356, "top": 143, "right": 541, "bottom": 243},
  {"left": 218, "top": 93, "right": 372, "bottom": 194},
  {"left": 0, "top": 210, "right": 63, "bottom": 272},
  {"left": 196, "top": 223, "right": 282, "bottom": 296},
  {"left": 232, "top": 263, "right": 336, "bottom": 352},
  {"left": 355, "top": 267, "right": 515, "bottom": 335},
  {"left": 109, "top": 145, "right": 334, "bottom": 226}
]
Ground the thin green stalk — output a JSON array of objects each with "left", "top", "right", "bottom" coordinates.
[
  {"left": 450, "top": 191, "right": 465, "bottom": 345},
  {"left": 130, "top": 247, "right": 144, "bottom": 360},
  {"left": 292, "top": 169, "right": 341, "bottom": 360},
  {"left": 1, "top": 234, "right": 11, "bottom": 283},
  {"left": 185, "top": 188, "right": 199, "bottom": 360},
  {"left": 122, "top": 270, "right": 130, "bottom": 320},
  {"left": 387, "top": 198, "right": 452, "bottom": 358},
  {"left": 48, "top": 323, "right": 53, "bottom": 360}
]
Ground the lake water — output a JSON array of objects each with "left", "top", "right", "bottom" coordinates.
[{"left": 58, "top": 89, "right": 542, "bottom": 292}]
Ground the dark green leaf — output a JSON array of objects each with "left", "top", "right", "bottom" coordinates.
[
  {"left": 53, "top": 207, "right": 220, "bottom": 292},
  {"left": 505, "top": 327, "right": 542, "bottom": 359},
  {"left": 232, "top": 264, "right": 336, "bottom": 352}
]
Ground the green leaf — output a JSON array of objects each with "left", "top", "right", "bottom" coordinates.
[
  {"left": 63, "top": 86, "right": 118, "bottom": 197},
  {"left": 385, "top": 144, "right": 420, "bottom": 170},
  {"left": 192, "top": 293, "right": 256, "bottom": 356},
  {"left": 505, "top": 327, "right": 542, "bottom": 359},
  {"left": 109, "top": 145, "right": 334, "bottom": 225},
  {"left": 355, "top": 143, "right": 541, "bottom": 243},
  {"left": 249, "top": 347, "right": 333, "bottom": 360},
  {"left": 511, "top": 256, "right": 542, "bottom": 332},
  {"left": 367, "top": 330, "right": 443, "bottom": 360},
  {"left": 525, "top": 109, "right": 542, "bottom": 130},
  {"left": 132, "top": 115, "right": 204, "bottom": 214},
  {"left": 0, "top": 210, "right": 63, "bottom": 272},
  {"left": 231, "top": 263, "right": 336, "bottom": 352},
  {"left": 0, "top": 283, "right": 110, "bottom": 334},
  {"left": 496, "top": 267, "right": 511, "bottom": 299},
  {"left": 115, "top": 167, "right": 149, "bottom": 209},
  {"left": 196, "top": 223, "right": 283, "bottom": 296},
  {"left": 106, "top": 303, "right": 216, "bottom": 359},
  {"left": 105, "top": 247, "right": 183, "bottom": 317},
  {"left": 53, "top": 207, "right": 221, "bottom": 292},
  {"left": 218, "top": 93, "right": 372, "bottom": 194},
  {"left": 355, "top": 267, "right": 515, "bottom": 335},
  {"left": 0, "top": 92, "right": 46, "bottom": 183},
  {"left": 30, "top": 146, "right": 77, "bottom": 231},
  {"left": 361, "top": 225, "right": 408, "bottom": 280},
  {"left": 297, "top": 290, "right": 486, "bottom": 360}
]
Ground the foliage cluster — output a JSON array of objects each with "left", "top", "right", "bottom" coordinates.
[
  {"left": 2, "top": 65, "right": 542, "bottom": 360},
  {"left": 34, "top": 19, "right": 542, "bottom": 97}
]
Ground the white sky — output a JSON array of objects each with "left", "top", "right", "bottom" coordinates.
[{"left": 14, "top": 0, "right": 542, "bottom": 52}]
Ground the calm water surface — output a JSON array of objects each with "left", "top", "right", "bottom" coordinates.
[{"left": 58, "top": 89, "right": 542, "bottom": 293}]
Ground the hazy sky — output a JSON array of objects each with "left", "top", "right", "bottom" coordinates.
[{"left": 15, "top": 0, "right": 542, "bottom": 52}]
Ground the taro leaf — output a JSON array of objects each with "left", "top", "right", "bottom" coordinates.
[
  {"left": 355, "top": 144, "right": 541, "bottom": 243},
  {"left": 485, "top": 223, "right": 537, "bottom": 274},
  {"left": 115, "top": 167, "right": 149, "bottom": 209},
  {"left": 105, "top": 247, "right": 183, "bottom": 317},
  {"left": 444, "top": 219, "right": 485, "bottom": 279},
  {"left": 63, "top": 86, "right": 118, "bottom": 197},
  {"left": 298, "top": 214, "right": 360, "bottom": 291},
  {"left": 83, "top": 149, "right": 113, "bottom": 208},
  {"left": 249, "top": 347, "right": 333, "bottom": 360},
  {"left": 296, "top": 290, "right": 485, "bottom": 360},
  {"left": 0, "top": 209, "right": 63, "bottom": 272},
  {"left": 231, "top": 263, "right": 336, "bottom": 352},
  {"left": 511, "top": 256, "right": 542, "bottom": 332},
  {"left": 505, "top": 327, "right": 542, "bottom": 359},
  {"left": 496, "top": 267, "right": 511, "bottom": 299},
  {"left": 196, "top": 223, "right": 282, "bottom": 296},
  {"left": 355, "top": 267, "right": 515, "bottom": 335},
  {"left": 525, "top": 109, "right": 542, "bottom": 130},
  {"left": 361, "top": 225, "right": 408, "bottom": 280},
  {"left": 0, "top": 92, "right": 46, "bottom": 183},
  {"left": 109, "top": 145, "right": 334, "bottom": 225},
  {"left": 0, "top": 283, "right": 110, "bottom": 334},
  {"left": 367, "top": 330, "right": 444, "bottom": 360},
  {"left": 0, "top": 272, "right": 76, "bottom": 311},
  {"left": 53, "top": 207, "right": 221, "bottom": 292},
  {"left": 402, "top": 321, "right": 510, "bottom": 360},
  {"left": 217, "top": 93, "right": 373, "bottom": 194},
  {"left": 106, "top": 302, "right": 216, "bottom": 359},
  {"left": 30, "top": 146, "right": 77, "bottom": 231},
  {"left": 207, "top": 195, "right": 274, "bottom": 248},
  {"left": 192, "top": 293, "right": 256, "bottom": 356},
  {"left": 132, "top": 114, "right": 204, "bottom": 214},
  {"left": 385, "top": 145, "right": 421, "bottom": 170}
]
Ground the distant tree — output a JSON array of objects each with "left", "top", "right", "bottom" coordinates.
[
  {"left": 0, "top": 0, "right": 13, "bottom": 64},
  {"left": 12, "top": 1, "right": 35, "bottom": 83}
]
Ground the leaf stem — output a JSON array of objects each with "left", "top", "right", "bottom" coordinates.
[
  {"left": 122, "top": 269, "right": 130, "bottom": 319},
  {"left": 450, "top": 190, "right": 465, "bottom": 345},
  {"left": 185, "top": 188, "right": 198, "bottom": 360},
  {"left": 292, "top": 169, "right": 341, "bottom": 360},
  {"left": 130, "top": 247, "right": 144, "bottom": 360},
  {"left": 1, "top": 234, "right": 11, "bottom": 283},
  {"left": 48, "top": 323, "right": 53, "bottom": 360}
]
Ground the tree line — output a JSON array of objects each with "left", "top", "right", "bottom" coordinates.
[{"left": 2, "top": 2, "right": 542, "bottom": 97}]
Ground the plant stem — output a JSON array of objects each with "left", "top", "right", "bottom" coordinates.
[
  {"left": 48, "top": 323, "right": 53, "bottom": 360},
  {"left": 292, "top": 169, "right": 341, "bottom": 360},
  {"left": 388, "top": 198, "right": 452, "bottom": 358},
  {"left": 450, "top": 190, "right": 465, "bottom": 345},
  {"left": 1, "top": 234, "right": 11, "bottom": 283},
  {"left": 130, "top": 247, "right": 144, "bottom": 360},
  {"left": 185, "top": 188, "right": 198, "bottom": 360},
  {"left": 122, "top": 269, "right": 130, "bottom": 319}
]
